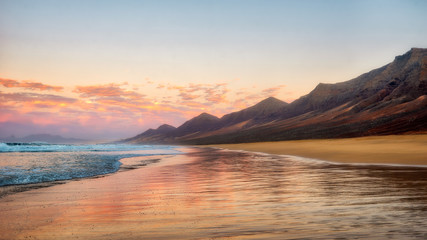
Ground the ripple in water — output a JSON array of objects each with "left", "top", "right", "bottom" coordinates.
[{"left": 130, "top": 148, "right": 427, "bottom": 239}]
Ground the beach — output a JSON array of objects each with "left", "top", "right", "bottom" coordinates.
[
  {"left": 1, "top": 146, "right": 427, "bottom": 239},
  {"left": 208, "top": 134, "right": 427, "bottom": 166}
]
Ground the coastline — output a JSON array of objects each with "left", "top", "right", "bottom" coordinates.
[
  {"left": 0, "top": 150, "right": 195, "bottom": 240},
  {"left": 205, "top": 134, "right": 427, "bottom": 166},
  {"left": 1, "top": 147, "right": 427, "bottom": 239},
  {"left": 0, "top": 149, "right": 183, "bottom": 199}
]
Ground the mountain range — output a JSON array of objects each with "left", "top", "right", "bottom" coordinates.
[{"left": 123, "top": 48, "right": 427, "bottom": 144}]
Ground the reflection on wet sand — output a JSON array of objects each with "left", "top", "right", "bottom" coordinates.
[{"left": 1, "top": 148, "right": 427, "bottom": 239}]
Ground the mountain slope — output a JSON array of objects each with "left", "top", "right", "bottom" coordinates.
[
  {"left": 217, "top": 97, "right": 288, "bottom": 129},
  {"left": 125, "top": 48, "right": 427, "bottom": 144},
  {"left": 173, "top": 113, "right": 220, "bottom": 137},
  {"left": 122, "top": 98, "right": 287, "bottom": 143},
  {"left": 280, "top": 48, "right": 427, "bottom": 119},
  {"left": 123, "top": 124, "right": 176, "bottom": 143},
  {"left": 182, "top": 48, "right": 427, "bottom": 144}
]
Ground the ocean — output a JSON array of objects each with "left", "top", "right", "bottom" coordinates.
[{"left": 0, "top": 143, "right": 180, "bottom": 187}]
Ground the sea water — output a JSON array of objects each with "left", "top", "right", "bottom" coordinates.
[{"left": 0, "top": 143, "right": 180, "bottom": 187}]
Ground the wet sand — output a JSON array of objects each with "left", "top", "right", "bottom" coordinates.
[
  {"left": 1, "top": 147, "right": 427, "bottom": 239},
  {"left": 0, "top": 152, "right": 193, "bottom": 240},
  {"left": 208, "top": 134, "right": 427, "bottom": 166}
]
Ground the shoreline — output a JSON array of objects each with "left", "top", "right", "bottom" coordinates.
[
  {"left": 1, "top": 147, "right": 427, "bottom": 239},
  {"left": 0, "top": 152, "right": 182, "bottom": 199},
  {"left": 0, "top": 152, "right": 187, "bottom": 240},
  {"left": 205, "top": 134, "right": 427, "bottom": 166}
]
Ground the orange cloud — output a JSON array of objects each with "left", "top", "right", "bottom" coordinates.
[
  {"left": 261, "top": 85, "right": 286, "bottom": 96},
  {"left": 179, "top": 92, "right": 201, "bottom": 101},
  {"left": 204, "top": 84, "right": 229, "bottom": 104},
  {"left": 1, "top": 76, "right": 298, "bottom": 140},
  {"left": 167, "top": 82, "right": 229, "bottom": 105},
  {"left": 157, "top": 84, "right": 166, "bottom": 89},
  {"left": 0, "top": 77, "right": 63, "bottom": 92},
  {"left": 0, "top": 91, "right": 78, "bottom": 115},
  {"left": 73, "top": 83, "right": 144, "bottom": 100},
  {"left": 0, "top": 92, "right": 77, "bottom": 104}
]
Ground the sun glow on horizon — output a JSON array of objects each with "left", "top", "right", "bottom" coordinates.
[{"left": 0, "top": 76, "right": 294, "bottom": 139}]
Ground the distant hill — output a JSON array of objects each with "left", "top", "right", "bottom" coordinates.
[
  {"left": 217, "top": 96, "right": 288, "bottom": 129},
  {"left": 174, "top": 113, "right": 220, "bottom": 137},
  {"left": 123, "top": 48, "right": 427, "bottom": 144},
  {"left": 121, "top": 124, "right": 176, "bottom": 144},
  {"left": 1, "top": 134, "right": 89, "bottom": 144}
]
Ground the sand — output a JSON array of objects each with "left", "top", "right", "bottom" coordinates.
[
  {"left": 207, "top": 134, "right": 427, "bottom": 166},
  {"left": 1, "top": 146, "right": 427, "bottom": 239},
  {"left": 0, "top": 152, "right": 198, "bottom": 240}
]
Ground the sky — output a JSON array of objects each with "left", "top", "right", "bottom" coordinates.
[{"left": 1, "top": 0, "right": 426, "bottom": 140}]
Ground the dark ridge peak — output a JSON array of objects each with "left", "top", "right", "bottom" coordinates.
[
  {"left": 309, "top": 82, "right": 344, "bottom": 96},
  {"left": 248, "top": 96, "right": 288, "bottom": 113},
  {"left": 256, "top": 96, "right": 288, "bottom": 106},
  {"left": 137, "top": 124, "right": 176, "bottom": 136},
  {"left": 174, "top": 112, "right": 220, "bottom": 136},
  {"left": 395, "top": 47, "right": 426, "bottom": 61},
  {"left": 313, "top": 82, "right": 330, "bottom": 89},
  {"left": 216, "top": 96, "right": 289, "bottom": 129},
  {"left": 179, "top": 113, "right": 220, "bottom": 129},
  {"left": 157, "top": 124, "right": 176, "bottom": 130},
  {"left": 410, "top": 47, "right": 425, "bottom": 53},
  {"left": 195, "top": 112, "right": 220, "bottom": 120},
  {"left": 264, "top": 96, "right": 280, "bottom": 101}
]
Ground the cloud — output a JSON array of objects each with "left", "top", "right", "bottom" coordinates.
[
  {"left": 157, "top": 84, "right": 166, "bottom": 89},
  {"left": 73, "top": 83, "right": 144, "bottom": 99},
  {"left": 179, "top": 92, "right": 201, "bottom": 101},
  {"left": 0, "top": 91, "right": 79, "bottom": 116},
  {"left": 0, "top": 77, "right": 63, "bottom": 92},
  {"left": 0, "top": 77, "right": 299, "bottom": 140},
  {"left": 167, "top": 82, "right": 229, "bottom": 105},
  {"left": 0, "top": 92, "right": 77, "bottom": 104},
  {"left": 261, "top": 85, "right": 286, "bottom": 96},
  {"left": 204, "top": 83, "right": 229, "bottom": 104}
]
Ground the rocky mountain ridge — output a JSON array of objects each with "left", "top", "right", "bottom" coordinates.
[{"left": 123, "top": 48, "right": 427, "bottom": 144}]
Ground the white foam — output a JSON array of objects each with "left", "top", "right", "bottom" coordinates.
[{"left": 0, "top": 143, "right": 178, "bottom": 153}]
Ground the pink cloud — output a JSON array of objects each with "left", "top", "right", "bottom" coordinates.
[
  {"left": 179, "top": 92, "right": 201, "bottom": 101},
  {"left": 167, "top": 82, "right": 229, "bottom": 105},
  {"left": 0, "top": 92, "right": 77, "bottom": 106},
  {"left": 0, "top": 77, "right": 297, "bottom": 140},
  {"left": 261, "top": 85, "right": 286, "bottom": 96},
  {"left": 73, "top": 83, "right": 144, "bottom": 99},
  {"left": 0, "top": 77, "right": 64, "bottom": 92}
]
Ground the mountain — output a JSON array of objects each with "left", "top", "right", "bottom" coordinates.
[
  {"left": 121, "top": 98, "right": 287, "bottom": 144},
  {"left": 0, "top": 134, "right": 88, "bottom": 144},
  {"left": 217, "top": 97, "right": 288, "bottom": 129},
  {"left": 123, "top": 113, "right": 221, "bottom": 144},
  {"left": 123, "top": 124, "right": 176, "bottom": 144},
  {"left": 174, "top": 113, "right": 220, "bottom": 137},
  {"left": 124, "top": 48, "right": 427, "bottom": 144},
  {"left": 281, "top": 48, "right": 427, "bottom": 119}
]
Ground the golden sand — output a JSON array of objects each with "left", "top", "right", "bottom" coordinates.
[{"left": 207, "top": 134, "right": 427, "bottom": 165}]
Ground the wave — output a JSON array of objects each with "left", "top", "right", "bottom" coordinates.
[
  {"left": 0, "top": 142, "right": 174, "bottom": 153},
  {"left": 0, "top": 144, "right": 181, "bottom": 187},
  {"left": 0, "top": 154, "right": 123, "bottom": 186}
]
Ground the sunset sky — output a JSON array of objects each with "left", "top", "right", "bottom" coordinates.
[{"left": 1, "top": 0, "right": 426, "bottom": 140}]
